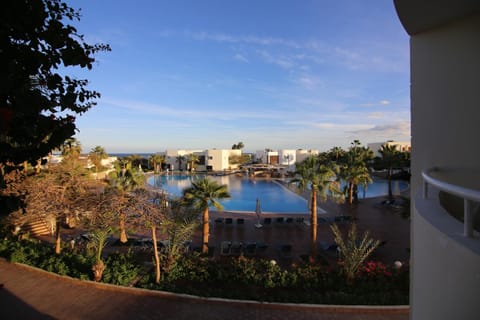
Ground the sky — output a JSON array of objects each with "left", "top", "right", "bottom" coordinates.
[{"left": 70, "top": 0, "right": 410, "bottom": 154}]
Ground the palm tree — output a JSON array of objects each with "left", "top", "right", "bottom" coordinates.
[
  {"left": 340, "top": 140, "right": 374, "bottom": 205},
  {"left": 331, "top": 223, "right": 380, "bottom": 284},
  {"left": 379, "top": 144, "right": 399, "bottom": 199},
  {"left": 182, "top": 178, "right": 230, "bottom": 254},
  {"left": 89, "top": 146, "right": 108, "bottom": 179},
  {"left": 329, "top": 146, "right": 345, "bottom": 162},
  {"left": 134, "top": 189, "right": 166, "bottom": 284},
  {"left": 293, "top": 156, "right": 340, "bottom": 260},
  {"left": 149, "top": 154, "right": 165, "bottom": 174},
  {"left": 186, "top": 153, "right": 199, "bottom": 172},
  {"left": 108, "top": 169, "right": 145, "bottom": 243},
  {"left": 176, "top": 155, "right": 186, "bottom": 171}
]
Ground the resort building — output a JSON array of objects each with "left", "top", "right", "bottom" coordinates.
[
  {"left": 165, "top": 149, "right": 241, "bottom": 172},
  {"left": 394, "top": 1, "right": 480, "bottom": 319},
  {"left": 367, "top": 141, "right": 411, "bottom": 157},
  {"left": 254, "top": 150, "right": 279, "bottom": 165},
  {"left": 295, "top": 149, "right": 319, "bottom": 163},
  {"left": 204, "top": 149, "right": 242, "bottom": 172}
]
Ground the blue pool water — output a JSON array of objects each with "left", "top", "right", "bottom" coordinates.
[
  {"left": 147, "top": 175, "right": 409, "bottom": 214},
  {"left": 148, "top": 174, "right": 309, "bottom": 213}
]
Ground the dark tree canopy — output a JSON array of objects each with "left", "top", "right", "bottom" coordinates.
[{"left": 0, "top": 0, "right": 110, "bottom": 165}]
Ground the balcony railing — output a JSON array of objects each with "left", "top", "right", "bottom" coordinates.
[{"left": 422, "top": 167, "right": 480, "bottom": 238}]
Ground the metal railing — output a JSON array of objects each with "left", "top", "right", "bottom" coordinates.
[{"left": 422, "top": 167, "right": 480, "bottom": 238}]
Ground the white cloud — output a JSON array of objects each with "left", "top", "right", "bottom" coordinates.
[
  {"left": 367, "top": 112, "right": 385, "bottom": 119},
  {"left": 233, "top": 53, "right": 249, "bottom": 63}
]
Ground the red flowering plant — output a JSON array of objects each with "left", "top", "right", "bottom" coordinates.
[{"left": 362, "top": 261, "right": 393, "bottom": 278}]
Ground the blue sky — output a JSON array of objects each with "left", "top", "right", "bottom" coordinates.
[{"left": 70, "top": 0, "right": 410, "bottom": 154}]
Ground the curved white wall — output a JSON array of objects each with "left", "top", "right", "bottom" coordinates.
[{"left": 410, "top": 12, "right": 480, "bottom": 320}]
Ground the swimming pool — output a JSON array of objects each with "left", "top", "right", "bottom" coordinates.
[
  {"left": 147, "top": 174, "right": 409, "bottom": 214},
  {"left": 148, "top": 174, "right": 310, "bottom": 213}
]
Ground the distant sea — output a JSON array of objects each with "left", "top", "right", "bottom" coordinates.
[{"left": 109, "top": 153, "right": 154, "bottom": 158}]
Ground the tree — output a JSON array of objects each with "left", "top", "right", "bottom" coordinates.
[
  {"left": 19, "top": 146, "right": 91, "bottom": 254},
  {"left": 133, "top": 189, "right": 166, "bottom": 284},
  {"left": 149, "top": 154, "right": 165, "bottom": 174},
  {"left": 0, "top": 0, "right": 110, "bottom": 168},
  {"left": 175, "top": 155, "right": 186, "bottom": 171},
  {"left": 330, "top": 223, "right": 380, "bottom": 284},
  {"left": 107, "top": 168, "right": 145, "bottom": 243},
  {"left": 378, "top": 144, "right": 399, "bottom": 199},
  {"left": 182, "top": 178, "right": 230, "bottom": 254},
  {"left": 82, "top": 192, "right": 115, "bottom": 282},
  {"left": 339, "top": 140, "right": 374, "bottom": 205},
  {"left": 186, "top": 153, "right": 199, "bottom": 172},
  {"left": 232, "top": 142, "right": 244, "bottom": 150},
  {"left": 88, "top": 146, "right": 108, "bottom": 179},
  {"left": 293, "top": 156, "right": 342, "bottom": 260}
]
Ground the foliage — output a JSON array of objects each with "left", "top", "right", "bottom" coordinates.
[
  {"left": 338, "top": 140, "right": 374, "bottom": 205},
  {"left": 146, "top": 255, "right": 408, "bottom": 305},
  {"left": 231, "top": 142, "right": 244, "bottom": 149},
  {"left": 0, "top": 236, "right": 91, "bottom": 279},
  {"left": 102, "top": 251, "right": 141, "bottom": 286},
  {"left": 0, "top": 0, "right": 110, "bottom": 166},
  {"left": 88, "top": 146, "right": 108, "bottom": 176},
  {"left": 182, "top": 178, "right": 230, "bottom": 253},
  {"left": 330, "top": 223, "right": 380, "bottom": 283}
]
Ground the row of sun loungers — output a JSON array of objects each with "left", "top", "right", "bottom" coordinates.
[{"left": 220, "top": 241, "right": 268, "bottom": 256}]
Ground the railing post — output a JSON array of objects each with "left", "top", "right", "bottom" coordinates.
[{"left": 464, "top": 199, "right": 474, "bottom": 237}]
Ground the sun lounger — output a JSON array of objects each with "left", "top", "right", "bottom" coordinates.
[
  {"left": 280, "top": 244, "right": 292, "bottom": 258},
  {"left": 225, "top": 218, "right": 233, "bottom": 225},
  {"left": 236, "top": 218, "right": 244, "bottom": 225},
  {"left": 244, "top": 242, "right": 257, "bottom": 256},
  {"left": 263, "top": 217, "right": 272, "bottom": 225},
  {"left": 220, "top": 241, "right": 231, "bottom": 255},
  {"left": 285, "top": 217, "right": 293, "bottom": 223},
  {"left": 231, "top": 241, "right": 243, "bottom": 256},
  {"left": 295, "top": 217, "right": 305, "bottom": 224},
  {"left": 276, "top": 217, "right": 284, "bottom": 224}
]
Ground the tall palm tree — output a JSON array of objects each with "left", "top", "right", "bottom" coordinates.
[
  {"left": 149, "top": 154, "right": 165, "bottom": 173},
  {"left": 108, "top": 169, "right": 145, "bottom": 243},
  {"left": 379, "top": 144, "right": 399, "bottom": 199},
  {"left": 133, "top": 189, "right": 166, "bottom": 284},
  {"left": 293, "top": 156, "right": 340, "bottom": 260},
  {"left": 176, "top": 155, "right": 186, "bottom": 171},
  {"left": 339, "top": 140, "right": 374, "bottom": 205},
  {"left": 89, "top": 146, "right": 108, "bottom": 179},
  {"left": 186, "top": 153, "right": 199, "bottom": 172},
  {"left": 182, "top": 178, "right": 230, "bottom": 254}
]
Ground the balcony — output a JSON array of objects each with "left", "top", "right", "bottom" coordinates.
[{"left": 419, "top": 167, "right": 480, "bottom": 248}]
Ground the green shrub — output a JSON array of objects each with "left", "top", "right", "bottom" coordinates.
[{"left": 102, "top": 251, "right": 141, "bottom": 286}]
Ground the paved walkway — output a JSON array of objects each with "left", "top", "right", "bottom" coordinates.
[{"left": 0, "top": 260, "right": 408, "bottom": 320}]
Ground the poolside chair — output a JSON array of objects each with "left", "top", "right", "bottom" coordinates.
[
  {"left": 244, "top": 242, "right": 257, "bottom": 256},
  {"left": 276, "top": 217, "right": 285, "bottom": 224},
  {"left": 256, "top": 242, "right": 268, "bottom": 255},
  {"left": 285, "top": 217, "right": 294, "bottom": 224},
  {"left": 279, "top": 244, "right": 292, "bottom": 258},
  {"left": 295, "top": 217, "right": 305, "bottom": 224},
  {"left": 231, "top": 241, "right": 243, "bottom": 256},
  {"left": 263, "top": 217, "right": 272, "bottom": 225},
  {"left": 220, "top": 241, "right": 231, "bottom": 256}
]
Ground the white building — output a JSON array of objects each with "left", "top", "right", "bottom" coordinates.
[
  {"left": 368, "top": 141, "right": 411, "bottom": 157},
  {"left": 165, "top": 149, "right": 241, "bottom": 172},
  {"left": 395, "top": 1, "right": 480, "bottom": 319},
  {"left": 295, "top": 149, "right": 319, "bottom": 163},
  {"left": 254, "top": 150, "right": 279, "bottom": 165}
]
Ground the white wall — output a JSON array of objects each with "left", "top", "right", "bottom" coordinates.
[{"left": 409, "top": 12, "right": 480, "bottom": 320}]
